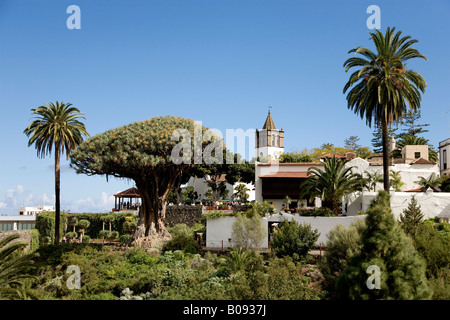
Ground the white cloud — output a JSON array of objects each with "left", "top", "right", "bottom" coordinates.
[
  {"left": 0, "top": 185, "right": 54, "bottom": 215},
  {"left": 69, "top": 192, "right": 115, "bottom": 213}
]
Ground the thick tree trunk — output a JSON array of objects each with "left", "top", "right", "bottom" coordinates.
[
  {"left": 128, "top": 172, "right": 177, "bottom": 248},
  {"left": 381, "top": 115, "right": 391, "bottom": 192},
  {"left": 54, "top": 147, "right": 61, "bottom": 245}
]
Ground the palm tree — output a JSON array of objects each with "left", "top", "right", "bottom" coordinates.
[
  {"left": 343, "top": 27, "right": 427, "bottom": 191},
  {"left": 414, "top": 173, "right": 442, "bottom": 192},
  {"left": 24, "top": 101, "right": 89, "bottom": 245},
  {"left": 282, "top": 195, "right": 292, "bottom": 210},
  {"left": 389, "top": 170, "right": 405, "bottom": 191},
  {"left": 233, "top": 183, "right": 250, "bottom": 202},
  {"left": 301, "top": 156, "right": 364, "bottom": 215},
  {"left": 364, "top": 170, "right": 383, "bottom": 191},
  {"left": 0, "top": 234, "right": 35, "bottom": 299}
]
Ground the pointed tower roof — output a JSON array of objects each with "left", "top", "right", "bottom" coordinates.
[{"left": 262, "top": 110, "right": 276, "bottom": 130}]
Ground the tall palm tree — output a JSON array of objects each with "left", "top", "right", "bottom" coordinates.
[
  {"left": 301, "top": 156, "right": 364, "bottom": 215},
  {"left": 24, "top": 101, "right": 89, "bottom": 245},
  {"left": 343, "top": 27, "right": 427, "bottom": 191}
]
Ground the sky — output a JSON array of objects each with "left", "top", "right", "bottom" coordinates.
[{"left": 0, "top": 0, "right": 449, "bottom": 215}]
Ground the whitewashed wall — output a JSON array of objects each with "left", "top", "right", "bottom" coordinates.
[
  {"left": 205, "top": 213, "right": 367, "bottom": 249},
  {"left": 346, "top": 190, "right": 450, "bottom": 220}
]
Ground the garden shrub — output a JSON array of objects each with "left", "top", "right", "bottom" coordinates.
[
  {"left": 271, "top": 219, "right": 320, "bottom": 261},
  {"left": 318, "top": 219, "right": 365, "bottom": 298},
  {"left": 29, "top": 229, "right": 40, "bottom": 253},
  {"left": 231, "top": 213, "right": 266, "bottom": 250},
  {"left": 298, "top": 207, "right": 334, "bottom": 217},
  {"left": 412, "top": 221, "right": 450, "bottom": 299},
  {"left": 35, "top": 211, "right": 68, "bottom": 244},
  {"left": 335, "top": 191, "right": 432, "bottom": 300},
  {"left": 119, "top": 234, "right": 130, "bottom": 245},
  {"left": 125, "top": 247, "right": 158, "bottom": 265},
  {"left": 164, "top": 224, "right": 199, "bottom": 254}
]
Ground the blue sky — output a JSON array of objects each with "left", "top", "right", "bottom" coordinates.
[{"left": 0, "top": 0, "right": 449, "bottom": 214}]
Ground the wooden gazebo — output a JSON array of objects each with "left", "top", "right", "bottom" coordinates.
[{"left": 113, "top": 187, "right": 141, "bottom": 212}]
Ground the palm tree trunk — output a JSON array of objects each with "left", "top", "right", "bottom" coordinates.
[
  {"left": 381, "top": 115, "right": 390, "bottom": 192},
  {"left": 54, "top": 146, "right": 61, "bottom": 245}
]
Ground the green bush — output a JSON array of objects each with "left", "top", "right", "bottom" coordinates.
[
  {"left": 35, "top": 211, "right": 68, "bottom": 244},
  {"left": 164, "top": 224, "right": 199, "bottom": 254},
  {"left": 126, "top": 247, "right": 158, "bottom": 265},
  {"left": 318, "top": 219, "right": 365, "bottom": 298},
  {"left": 164, "top": 236, "right": 199, "bottom": 254},
  {"left": 65, "top": 232, "right": 78, "bottom": 242},
  {"left": 271, "top": 219, "right": 320, "bottom": 261},
  {"left": 412, "top": 221, "right": 450, "bottom": 299},
  {"left": 29, "top": 229, "right": 40, "bottom": 253},
  {"left": 297, "top": 207, "right": 334, "bottom": 217},
  {"left": 98, "top": 230, "right": 111, "bottom": 242},
  {"left": 231, "top": 214, "right": 266, "bottom": 250},
  {"left": 119, "top": 234, "right": 130, "bottom": 245},
  {"left": 336, "top": 191, "right": 432, "bottom": 300}
]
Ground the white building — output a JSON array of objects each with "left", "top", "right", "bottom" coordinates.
[
  {"left": 0, "top": 215, "right": 36, "bottom": 231},
  {"left": 18, "top": 205, "right": 54, "bottom": 216},
  {"left": 439, "top": 138, "right": 450, "bottom": 176}
]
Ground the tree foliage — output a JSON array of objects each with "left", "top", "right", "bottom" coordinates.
[
  {"left": 271, "top": 219, "right": 319, "bottom": 261},
  {"left": 301, "top": 156, "right": 364, "bottom": 215},
  {"left": 399, "top": 196, "right": 424, "bottom": 236},
  {"left": 335, "top": 191, "right": 432, "bottom": 300},
  {"left": 344, "top": 27, "right": 427, "bottom": 191},
  {"left": 231, "top": 214, "right": 267, "bottom": 250},
  {"left": 70, "top": 116, "right": 218, "bottom": 247},
  {"left": 0, "top": 234, "right": 35, "bottom": 299},
  {"left": 24, "top": 101, "right": 89, "bottom": 244}
]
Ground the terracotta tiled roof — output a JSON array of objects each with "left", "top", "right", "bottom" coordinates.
[
  {"left": 114, "top": 187, "right": 140, "bottom": 197},
  {"left": 411, "top": 157, "right": 435, "bottom": 165},
  {"left": 405, "top": 188, "right": 422, "bottom": 192},
  {"left": 320, "top": 153, "right": 346, "bottom": 159},
  {"left": 259, "top": 171, "right": 309, "bottom": 178},
  {"left": 258, "top": 162, "right": 322, "bottom": 166}
]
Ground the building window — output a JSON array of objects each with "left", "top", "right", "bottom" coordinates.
[
  {"left": 272, "top": 134, "right": 276, "bottom": 146},
  {"left": 444, "top": 149, "right": 447, "bottom": 169},
  {"left": 415, "top": 152, "right": 421, "bottom": 159}
]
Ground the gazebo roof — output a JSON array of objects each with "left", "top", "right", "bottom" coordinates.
[{"left": 114, "top": 187, "right": 141, "bottom": 198}]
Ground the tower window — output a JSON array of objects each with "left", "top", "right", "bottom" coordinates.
[
  {"left": 272, "top": 134, "right": 275, "bottom": 146},
  {"left": 414, "top": 152, "right": 421, "bottom": 159}
]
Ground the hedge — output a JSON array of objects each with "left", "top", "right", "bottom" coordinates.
[{"left": 35, "top": 211, "right": 68, "bottom": 244}]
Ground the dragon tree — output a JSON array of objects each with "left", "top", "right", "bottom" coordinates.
[{"left": 70, "top": 116, "right": 221, "bottom": 247}]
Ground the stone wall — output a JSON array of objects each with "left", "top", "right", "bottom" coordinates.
[
  {"left": 0, "top": 230, "right": 33, "bottom": 252},
  {"left": 165, "top": 205, "right": 203, "bottom": 227}
]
